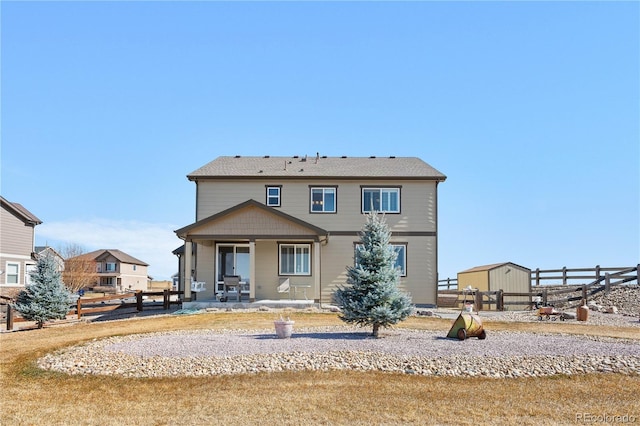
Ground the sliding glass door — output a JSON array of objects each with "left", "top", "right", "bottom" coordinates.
[{"left": 216, "top": 244, "right": 250, "bottom": 293}]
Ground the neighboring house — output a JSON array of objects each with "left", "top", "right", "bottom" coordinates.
[
  {"left": 0, "top": 196, "right": 42, "bottom": 288},
  {"left": 71, "top": 249, "right": 150, "bottom": 292},
  {"left": 175, "top": 155, "right": 446, "bottom": 305},
  {"left": 34, "top": 246, "right": 65, "bottom": 275}
]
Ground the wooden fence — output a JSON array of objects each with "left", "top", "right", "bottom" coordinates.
[
  {"left": 438, "top": 265, "right": 639, "bottom": 311},
  {"left": 439, "top": 265, "right": 639, "bottom": 290},
  {"left": 2, "top": 289, "right": 183, "bottom": 331}
]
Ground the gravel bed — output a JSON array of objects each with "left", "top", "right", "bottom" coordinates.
[{"left": 38, "top": 326, "right": 640, "bottom": 379}]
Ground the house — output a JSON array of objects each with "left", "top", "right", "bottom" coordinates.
[
  {"left": 175, "top": 155, "right": 446, "bottom": 306},
  {"left": 70, "top": 249, "right": 150, "bottom": 292},
  {"left": 457, "top": 262, "right": 532, "bottom": 309},
  {"left": 0, "top": 196, "right": 42, "bottom": 289},
  {"left": 34, "top": 246, "right": 65, "bottom": 275}
]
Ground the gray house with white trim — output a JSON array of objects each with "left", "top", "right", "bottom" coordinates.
[{"left": 0, "top": 197, "right": 42, "bottom": 288}]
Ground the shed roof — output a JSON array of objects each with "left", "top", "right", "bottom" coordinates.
[
  {"left": 459, "top": 262, "right": 531, "bottom": 274},
  {"left": 188, "top": 155, "right": 446, "bottom": 181}
]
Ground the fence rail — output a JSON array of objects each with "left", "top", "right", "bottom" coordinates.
[
  {"left": 437, "top": 264, "right": 638, "bottom": 311},
  {"left": 2, "top": 289, "right": 183, "bottom": 330},
  {"left": 439, "top": 264, "right": 639, "bottom": 290}
]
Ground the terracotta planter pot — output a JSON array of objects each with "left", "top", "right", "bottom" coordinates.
[{"left": 274, "top": 320, "right": 295, "bottom": 338}]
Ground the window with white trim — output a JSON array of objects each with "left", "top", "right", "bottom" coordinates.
[
  {"left": 6, "top": 262, "right": 19, "bottom": 284},
  {"left": 266, "top": 186, "right": 281, "bottom": 207},
  {"left": 279, "top": 244, "right": 311, "bottom": 275},
  {"left": 310, "top": 187, "right": 336, "bottom": 213},
  {"left": 362, "top": 187, "right": 400, "bottom": 213},
  {"left": 354, "top": 243, "right": 407, "bottom": 276}
]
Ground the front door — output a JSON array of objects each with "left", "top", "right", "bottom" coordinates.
[{"left": 216, "top": 244, "right": 250, "bottom": 294}]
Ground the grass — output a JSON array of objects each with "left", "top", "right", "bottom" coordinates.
[{"left": 1, "top": 312, "right": 638, "bottom": 425}]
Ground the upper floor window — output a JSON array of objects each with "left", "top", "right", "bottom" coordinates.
[
  {"left": 105, "top": 262, "right": 117, "bottom": 272},
  {"left": 266, "top": 186, "right": 281, "bottom": 207},
  {"left": 6, "top": 262, "right": 19, "bottom": 284},
  {"left": 310, "top": 187, "right": 336, "bottom": 213},
  {"left": 354, "top": 243, "right": 407, "bottom": 276},
  {"left": 279, "top": 244, "right": 311, "bottom": 275},
  {"left": 362, "top": 187, "right": 400, "bottom": 213}
]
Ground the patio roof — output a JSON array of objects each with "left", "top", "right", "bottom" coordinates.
[{"left": 175, "top": 199, "right": 329, "bottom": 242}]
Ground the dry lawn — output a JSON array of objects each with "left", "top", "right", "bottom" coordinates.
[{"left": 1, "top": 312, "right": 638, "bottom": 425}]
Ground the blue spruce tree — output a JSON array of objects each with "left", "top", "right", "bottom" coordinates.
[
  {"left": 334, "top": 212, "right": 413, "bottom": 337},
  {"left": 13, "top": 253, "right": 71, "bottom": 329}
]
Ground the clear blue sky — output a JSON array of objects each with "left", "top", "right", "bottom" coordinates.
[{"left": 2, "top": 1, "right": 638, "bottom": 281}]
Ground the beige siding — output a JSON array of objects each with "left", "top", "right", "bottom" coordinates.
[
  {"left": 458, "top": 270, "right": 490, "bottom": 291},
  {"left": 318, "top": 235, "right": 353, "bottom": 303},
  {"left": 193, "top": 244, "right": 216, "bottom": 299},
  {"left": 488, "top": 264, "right": 530, "bottom": 293},
  {"left": 193, "top": 206, "right": 318, "bottom": 237},
  {"left": 197, "top": 179, "right": 438, "bottom": 232},
  {"left": 119, "top": 263, "right": 149, "bottom": 291},
  {"left": 187, "top": 175, "right": 441, "bottom": 305},
  {"left": 318, "top": 235, "right": 438, "bottom": 306}
]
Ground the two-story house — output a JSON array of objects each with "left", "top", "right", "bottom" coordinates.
[
  {"left": 0, "top": 196, "right": 42, "bottom": 289},
  {"left": 175, "top": 155, "right": 446, "bottom": 306},
  {"left": 70, "top": 249, "right": 150, "bottom": 292}
]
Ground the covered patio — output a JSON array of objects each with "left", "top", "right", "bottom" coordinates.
[{"left": 175, "top": 200, "right": 329, "bottom": 304}]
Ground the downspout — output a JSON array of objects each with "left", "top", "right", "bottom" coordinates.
[{"left": 434, "top": 181, "right": 439, "bottom": 307}]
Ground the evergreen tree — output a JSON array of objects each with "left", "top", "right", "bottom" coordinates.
[
  {"left": 334, "top": 212, "right": 413, "bottom": 337},
  {"left": 13, "top": 253, "right": 72, "bottom": 328}
]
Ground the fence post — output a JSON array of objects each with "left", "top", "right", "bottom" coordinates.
[
  {"left": 582, "top": 285, "right": 587, "bottom": 303},
  {"left": 595, "top": 265, "right": 601, "bottom": 283},
  {"left": 136, "top": 291, "right": 143, "bottom": 312},
  {"left": 562, "top": 266, "right": 567, "bottom": 285},
  {"left": 542, "top": 288, "right": 548, "bottom": 306},
  {"left": 636, "top": 264, "right": 640, "bottom": 285},
  {"left": 77, "top": 298, "right": 82, "bottom": 319},
  {"left": 605, "top": 273, "right": 611, "bottom": 293},
  {"left": 163, "top": 289, "right": 169, "bottom": 310},
  {"left": 6, "top": 304, "right": 13, "bottom": 331},
  {"left": 475, "top": 291, "right": 483, "bottom": 311},
  {"left": 535, "top": 268, "right": 540, "bottom": 287},
  {"left": 497, "top": 290, "right": 504, "bottom": 311}
]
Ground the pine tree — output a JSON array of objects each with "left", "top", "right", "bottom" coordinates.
[
  {"left": 334, "top": 212, "right": 413, "bottom": 337},
  {"left": 13, "top": 253, "right": 72, "bottom": 328}
]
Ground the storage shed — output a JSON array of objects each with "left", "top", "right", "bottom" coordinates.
[{"left": 457, "top": 262, "right": 532, "bottom": 310}]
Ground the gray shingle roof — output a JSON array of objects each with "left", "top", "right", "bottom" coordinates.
[{"left": 188, "top": 156, "right": 446, "bottom": 180}]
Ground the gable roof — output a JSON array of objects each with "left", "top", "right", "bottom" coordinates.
[
  {"left": 459, "top": 262, "right": 531, "bottom": 274},
  {"left": 1, "top": 196, "right": 42, "bottom": 226},
  {"left": 74, "top": 249, "right": 149, "bottom": 266},
  {"left": 188, "top": 156, "right": 446, "bottom": 181},
  {"left": 35, "top": 246, "right": 63, "bottom": 258},
  {"left": 175, "top": 199, "right": 329, "bottom": 239}
]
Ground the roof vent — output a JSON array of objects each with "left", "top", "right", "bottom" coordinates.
[
  {"left": 341, "top": 155, "right": 347, "bottom": 158},
  {"left": 370, "top": 156, "right": 376, "bottom": 158},
  {"left": 322, "top": 155, "right": 327, "bottom": 158},
  {"left": 389, "top": 156, "right": 396, "bottom": 159},
  {"left": 293, "top": 155, "right": 299, "bottom": 158},
  {"left": 235, "top": 155, "right": 241, "bottom": 158},
  {"left": 264, "top": 155, "right": 270, "bottom": 158}
]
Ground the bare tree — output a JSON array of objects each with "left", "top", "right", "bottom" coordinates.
[{"left": 59, "top": 243, "right": 98, "bottom": 293}]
